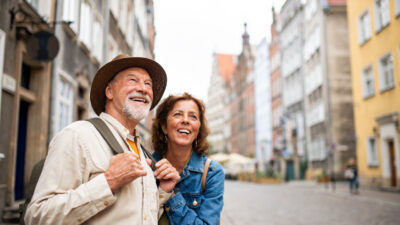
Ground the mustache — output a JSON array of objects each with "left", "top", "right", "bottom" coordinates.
[{"left": 126, "top": 92, "right": 152, "bottom": 103}]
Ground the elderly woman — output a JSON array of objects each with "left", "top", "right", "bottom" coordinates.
[{"left": 152, "top": 93, "right": 224, "bottom": 225}]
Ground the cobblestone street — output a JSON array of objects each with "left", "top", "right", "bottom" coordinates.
[{"left": 221, "top": 180, "right": 400, "bottom": 225}]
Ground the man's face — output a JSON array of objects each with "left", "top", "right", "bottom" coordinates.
[{"left": 106, "top": 67, "right": 153, "bottom": 122}]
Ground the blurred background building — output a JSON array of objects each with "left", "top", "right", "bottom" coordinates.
[
  {"left": 303, "top": 0, "right": 355, "bottom": 180},
  {"left": 253, "top": 37, "right": 272, "bottom": 171},
  {"left": 206, "top": 53, "right": 235, "bottom": 154},
  {"left": 347, "top": 0, "right": 400, "bottom": 189},
  {"left": 279, "top": 0, "right": 306, "bottom": 180},
  {"left": 229, "top": 24, "right": 256, "bottom": 157},
  {"left": 0, "top": 0, "right": 156, "bottom": 221}
]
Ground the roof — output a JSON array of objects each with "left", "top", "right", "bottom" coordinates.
[
  {"left": 327, "top": 0, "right": 346, "bottom": 6},
  {"left": 216, "top": 54, "right": 236, "bottom": 82}
]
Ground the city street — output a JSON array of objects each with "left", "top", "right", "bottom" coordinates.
[{"left": 221, "top": 180, "right": 400, "bottom": 225}]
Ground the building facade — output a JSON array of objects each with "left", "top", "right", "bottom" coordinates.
[
  {"left": 269, "top": 7, "right": 284, "bottom": 172},
  {"left": 303, "top": 0, "right": 355, "bottom": 179},
  {"left": 229, "top": 24, "right": 256, "bottom": 157},
  {"left": 348, "top": 0, "right": 400, "bottom": 189},
  {"left": 0, "top": 0, "right": 156, "bottom": 221},
  {"left": 254, "top": 37, "right": 272, "bottom": 171},
  {"left": 206, "top": 53, "right": 235, "bottom": 154},
  {"left": 279, "top": 0, "right": 307, "bottom": 180},
  {"left": 0, "top": 1, "right": 57, "bottom": 221}
]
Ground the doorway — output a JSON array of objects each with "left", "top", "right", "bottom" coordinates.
[
  {"left": 387, "top": 139, "right": 397, "bottom": 187},
  {"left": 14, "top": 99, "right": 30, "bottom": 200}
]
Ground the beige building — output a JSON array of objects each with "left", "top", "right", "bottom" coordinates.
[
  {"left": 303, "top": 0, "right": 355, "bottom": 179},
  {"left": 206, "top": 53, "right": 236, "bottom": 154}
]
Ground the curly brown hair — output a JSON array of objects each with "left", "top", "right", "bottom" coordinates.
[{"left": 151, "top": 93, "right": 210, "bottom": 157}]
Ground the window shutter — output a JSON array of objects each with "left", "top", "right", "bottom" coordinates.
[
  {"left": 366, "top": 138, "right": 372, "bottom": 166},
  {"left": 374, "top": 2, "right": 381, "bottom": 32},
  {"left": 362, "top": 69, "right": 367, "bottom": 98},
  {"left": 396, "top": 0, "right": 400, "bottom": 16},
  {"left": 378, "top": 57, "right": 384, "bottom": 91},
  {"left": 358, "top": 17, "right": 364, "bottom": 44},
  {"left": 382, "top": 0, "right": 390, "bottom": 26},
  {"left": 365, "top": 12, "right": 372, "bottom": 39}
]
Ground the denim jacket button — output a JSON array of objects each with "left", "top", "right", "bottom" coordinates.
[{"left": 193, "top": 199, "right": 198, "bottom": 206}]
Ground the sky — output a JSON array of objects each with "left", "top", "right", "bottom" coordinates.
[{"left": 153, "top": 0, "right": 286, "bottom": 102}]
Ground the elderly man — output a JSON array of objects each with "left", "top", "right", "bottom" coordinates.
[{"left": 25, "top": 55, "right": 180, "bottom": 225}]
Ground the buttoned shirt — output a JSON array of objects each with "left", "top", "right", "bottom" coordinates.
[{"left": 25, "top": 113, "right": 171, "bottom": 225}]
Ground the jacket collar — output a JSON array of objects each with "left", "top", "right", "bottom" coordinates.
[
  {"left": 99, "top": 112, "right": 139, "bottom": 142},
  {"left": 153, "top": 151, "right": 205, "bottom": 173}
]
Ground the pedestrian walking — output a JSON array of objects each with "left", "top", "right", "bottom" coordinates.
[
  {"left": 152, "top": 93, "right": 224, "bottom": 225},
  {"left": 24, "top": 54, "right": 180, "bottom": 225},
  {"left": 345, "top": 158, "right": 359, "bottom": 194}
]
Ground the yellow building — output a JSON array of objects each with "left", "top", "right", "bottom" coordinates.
[{"left": 347, "top": 0, "right": 400, "bottom": 189}]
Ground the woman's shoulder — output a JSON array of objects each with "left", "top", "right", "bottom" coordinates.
[{"left": 202, "top": 155, "right": 224, "bottom": 173}]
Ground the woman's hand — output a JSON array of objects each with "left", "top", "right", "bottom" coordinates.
[{"left": 154, "top": 159, "right": 180, "bottom": 193}]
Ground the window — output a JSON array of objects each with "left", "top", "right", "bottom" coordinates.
[
  {"left": 367, "top": 136, "right": 379, "bottom": 166},
  {"left": 63, "top": 0, "right": 79, "bottom": 32},
  {"left": 358, "top": 9, "right": 372, "bottom": 44},
  {"left": 305, "top": 0, "right": 317, "bottom": 21},
  {"left": 93, "top": 19, "right": 103, "bottom": 61},
  {"left": 396, "top": 0, "right": 400, "bottom": 16},
  {"left": 79, "top": 1, "right": 92, "bottom": 49},
  {"left": 26, "top": 0, "right": 51, "bottom": 19},
  {"left": 378, "top": 52, "right": 394, "bottom": 91},
  {"left": 362, "top": 65, "right": 375, "bottom": 98},
  {"left": 374, "top": 0, "right": 390, "bottom": 32},
  {"left": 57, "top": 77, "right": 74, "bottom": 132}
]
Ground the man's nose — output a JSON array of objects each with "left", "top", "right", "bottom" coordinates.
[{"left": 136, "top": 81, "right": 147, "bottom": 93}]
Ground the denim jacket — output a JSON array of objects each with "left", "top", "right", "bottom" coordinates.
[{"left": 153, "top": 152, "right": 225, "bottom": 225}]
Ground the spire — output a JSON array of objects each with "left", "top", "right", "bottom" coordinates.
[
  {"left": 242, "top": 22, "right": 249, "bottom": 48},
  {"left": 272, "top": 6, "right": 276, "bottom": 24}
]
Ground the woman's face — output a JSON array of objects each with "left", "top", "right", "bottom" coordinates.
[{"left": 162, "top": 100, "right": 201, "bottom": 149}]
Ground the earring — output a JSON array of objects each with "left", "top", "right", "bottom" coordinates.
[
  {"left": 164, "top": 134, "right": 168, "bottom": 143},
  {"left": 194, "top": 139, "right": 198, "bottom": 148}
]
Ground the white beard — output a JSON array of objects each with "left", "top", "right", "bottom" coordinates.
[{"left": 122, "top": 92, "right": 151, "bottom": 122}]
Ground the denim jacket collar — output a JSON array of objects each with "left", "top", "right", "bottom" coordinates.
[{"left": 153, "top": 151, "right": 205, "bottom": 174}]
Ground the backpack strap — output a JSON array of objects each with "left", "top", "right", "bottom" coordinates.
[
  {"left": 88, "top": 118, "right": 156, "bottom": 170},
  {"left": 201, "top": 158, "right": 212, "bottom": 192},
  {"left": 140, "top": 144, "right": 157, "bottom": 171},
  {"left": 87, "top": 118, "right": 124, "bottom": 155}
]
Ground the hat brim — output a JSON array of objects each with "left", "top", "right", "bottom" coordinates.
[{"left": 90, "top": 57, "right": 167, "bottom": 115}]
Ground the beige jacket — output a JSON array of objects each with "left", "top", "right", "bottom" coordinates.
[{"left": 25, "top": 113, "right": 171, "bottom": 225}]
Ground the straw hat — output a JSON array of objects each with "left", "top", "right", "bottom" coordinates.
[{"left": 90, "top": 54, "right": 167, "bottom": 115}]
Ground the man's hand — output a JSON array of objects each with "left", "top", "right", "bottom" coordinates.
[
  {"left": 153, "top": 159, "right": 180, "bottom": 193},
  {"left": 105, "top": 152, "right": 147, "bottom": 193}
]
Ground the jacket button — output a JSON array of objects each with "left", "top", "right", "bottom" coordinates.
[
  {"left": 165, "top": 206, "right": 170, "bottom": 212},
  {"left": 193, "top": 199, "right": 198, "bottom": 206}
]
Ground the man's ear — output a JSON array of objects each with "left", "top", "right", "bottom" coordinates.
[{"left": 105, "top": 84, "right": 113, "bottom": 100}]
